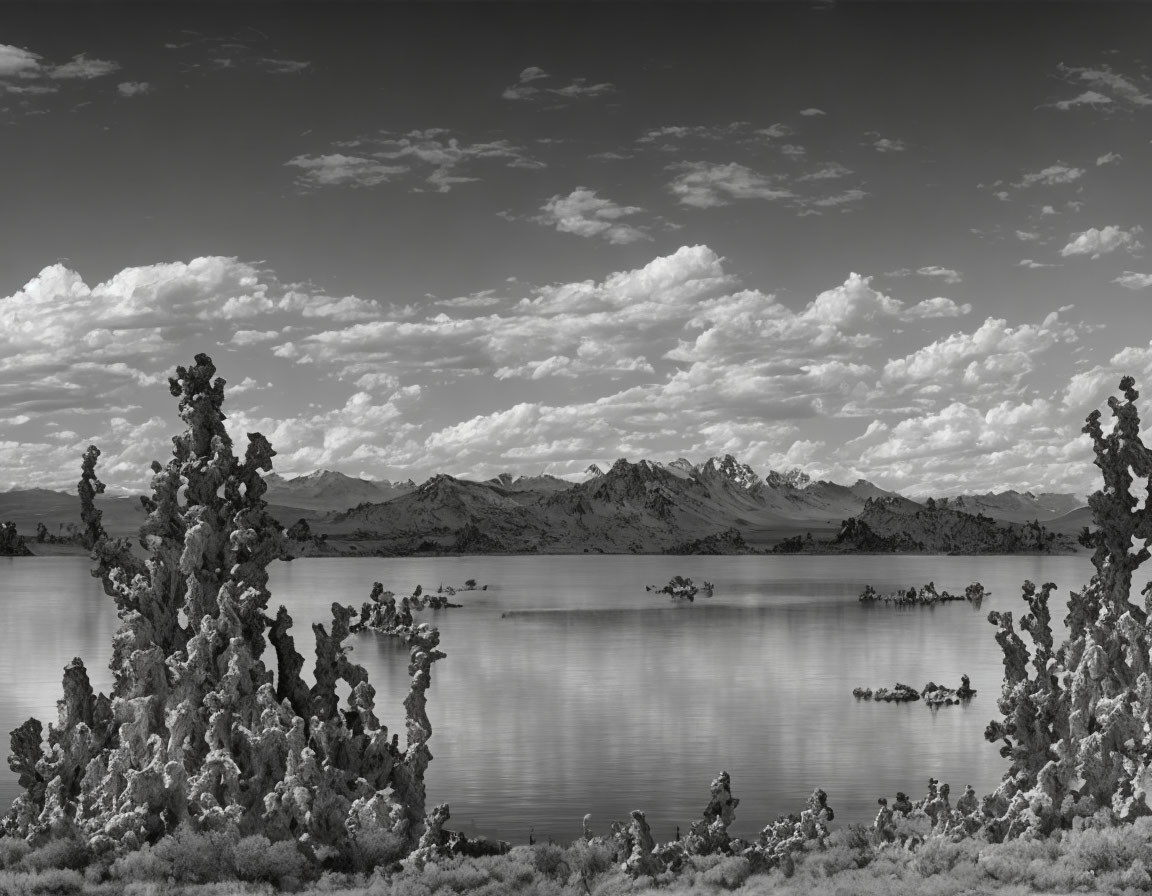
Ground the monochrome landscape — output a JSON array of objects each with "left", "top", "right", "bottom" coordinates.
[{"left": 3, "top": 3, "right": 1152, "bottom": 894}]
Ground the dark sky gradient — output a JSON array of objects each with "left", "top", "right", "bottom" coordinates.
[{"left": 1, "top": 2, "right": 1151, "bottom": 496}]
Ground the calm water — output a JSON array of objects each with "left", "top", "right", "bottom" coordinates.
[{"left": 0, "top": 554, "right": 1095, "bottom": 842}]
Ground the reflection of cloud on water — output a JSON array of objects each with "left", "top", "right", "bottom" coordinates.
[{"left": 0, "top": 553, "right": 1099, "bottom": 843}]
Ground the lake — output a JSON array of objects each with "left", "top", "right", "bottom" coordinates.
[{"left": 0, "top": 553, "right": 1095, "bottom": 843}]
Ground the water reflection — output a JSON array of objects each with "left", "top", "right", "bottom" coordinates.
[{"left": 0, "top": 553, "right": 1095, "bottom": 842}]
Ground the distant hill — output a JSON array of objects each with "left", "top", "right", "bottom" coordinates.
[
  {"left": 483, "top": 473, "right": 574, "bottom": 493},
  {"left": 262, "top": 470, "right": 416, "bottom": 512},
  {"left": 1, "top": 455, "right": 1092, "bottom": 557},
  {"left": 944, "top": 490, "right": 1086, "bottom": 524},
  {"left": 320, "top": 455, "right": 940, "bottom": 555},
  {"left": 0, "top": 488, "right": 144, "bottom": 540},
  {"left": 773, "top": 496, "right": 1078, "bottom": 554}
]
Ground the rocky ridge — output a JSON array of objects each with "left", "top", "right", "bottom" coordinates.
[{"left": 2, "top": 452, "right": 1087, "bottom": 557}]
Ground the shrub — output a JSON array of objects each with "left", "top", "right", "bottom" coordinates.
[
  {"left": 108, "top": 844, "right": 169, "bottom": 883},
  {"left": 700, "top": 855, "right": 751, "bottom": 889},
  {"left": 17, "top": 837, "right": 90, "bottom": 872},
  {"left": 235, "top": 834, "right": 312, "bottom": 887},
  {"left": 0, "top": 838, "right": 31, "bottom": 869},
  {"left": 153, "top": 827, "right": 237, "bottom": 884}
]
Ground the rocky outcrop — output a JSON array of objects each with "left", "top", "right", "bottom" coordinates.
[
  {"left": 836, "top": 498, "right": 1075, "bottom": 554},
  {"left": 697, "top": 455, "right": 763, "bottom": 494},
  {"left": 858, "top": 581, "right": 987, "bottom": 606},
  {"left": 853, "top": 683, "right": 921, "bottom": 703},
  {"left": 766, "top": 468, "right": 812, "bottom": 490},
  {"left": 854, "top": 676, "right": 975, "bottom": 706},
  {"left": 604, "top": 774, "right": 832, "bottom": 879},
  {"left": 646, "top": 576, "right": 713, "bottom": 601},
  {"left": 0, "top": 521, "right": 32, "bottom": 556},
  {"left": 3, "top": 354, "right": 444, "bottom": 867},
  {"left": 976, "top": 377, "right": 1152, "bottom": 840},
  {"left": 351, "top": 583, "right": 460, "bottom": 637},
  {"left": 874, "top": 778, "right": 982, "bottom": 845},
  {"left": 667, "top": 527, "right": 748, "bottom": 554}
]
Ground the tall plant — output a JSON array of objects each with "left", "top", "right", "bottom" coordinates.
[
  {"left": 983, "top": 376, "right": 1152, "bottom": 838},
  {"left": 4, "top": 354, "right": 440, "bottom": 866}
]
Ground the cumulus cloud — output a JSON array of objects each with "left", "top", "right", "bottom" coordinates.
[
  {"left": 116, "top": 81, "right": 152, "bottom": 97},
  {"left": 1060, "top": 225, "right": 1144, "bottom": 259},
  {"left": 882, "top": 312, "right": 1079, "bottom": 394},
  {"left": 48, "top": 54, "right": 119, "bottom": 80},
  {"left": 843, "top": 396, "right": 1083, "bottom": 497},
  {"left": 915, "top": 266, "right": 962, "bottom": 284},
  {"left": 0, "top": 43, "right": 120, "bottom": 110},
  {"left": 1015, "top": 163, "right": 1084, "bottom": 188},
  {"left": 0, "top": 44, "right": 42, "bottom": 77},
  {"left": 0, "top": 246, "right": 1102, "bottom": 495},
  {"left": 870, "top": 136, "right": 906, "bottom": 152},
  {"left": 757, "top": 123, "right": 794, "bottom": 139},
  {"left": 667, "top": 162, "right": 793, "bottom": 207},
  {"left": 1096, "top": 151, "right": 1122, "bottom": 166},
  {"left": 286, "top": 154, "right": 407, "bottom": 189},
  {"left": 1114, "top": 272, "right": 1152, "bottom": 289},
  {"left": 533, "top": 188, "right": 651, "bottom": 244},
  {"left": 799, "top": 107, "right": 825, "bottom": 116},
  {"left": 288, "top": 130, "right": 542, "bottom": 192},
  {"left": 1056, "top": 63, "right": 1152, "bottom": 108},
  {"left": 799, "top": 162, "right": 851, "bottom": 181}
]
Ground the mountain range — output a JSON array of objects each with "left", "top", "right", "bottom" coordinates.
[{"left": 0, "top": 456, "right": 1089, "bottom": 556}]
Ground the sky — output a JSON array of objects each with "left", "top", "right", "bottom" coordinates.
[{"left": 2, "top": 1, "right": 1152, "bottom": 498}]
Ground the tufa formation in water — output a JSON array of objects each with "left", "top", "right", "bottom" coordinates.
[{"left": 3, "top": 354, "right": 444, "bottom": 867}]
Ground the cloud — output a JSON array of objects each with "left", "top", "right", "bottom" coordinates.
[
  {"left": 882, "top": 312, "right": 1079, "bottom": 393},
  {"left": 846, "top": 397, "right": 1078, "bottom": 497},
  {"left": 116, "top": 81, "right": 152, "bottom": 97},
  {"left": 1057, "top": 63, "right": 1152, "bottom": 108},
  {"left": 0, "top": 247, "right": 1103, "bottom": 495},
  {"left": 0, "top": 43, "right": 120, "bottom": 110},
  {"left": 48, "top": 54, "right": 120, "bottom": 80},
  {"left": 1114, "top": 272, "right": 1152, "bottom": 290},
  {"left": 667, "top": 162, "right": 793, "bottom": 207},
  {"left": 551, "top": 78, "right": 615, "bottom": 99},
  {"left": 0, "top": 44, "right": 42, "bottom": 78},
  {"left": 799, "top": 162, "right": 852, "bottom": 181},
  {"left": 797, "top": 188, "right": 867, "bottom": 212},
  {"left": 1051, "top": 90, "right": 1113, "bottom": 110},
  {"left": 757, "top": 123, "right": 794, "bottom": 139},
  {"left": 915, "top": 266, "right": 962, "bottom": 284},
  {"left": 1096, "top": 151, "right": 1122, "bottom": 166},
  {"left": 1015, "top": 163, "right": 1084, "bottom": 188},
  {"left": 256, "top": 57, "right": 310, "bottom": 74},
  {"left": 163, "top": 32, "right": 311, "bottom": 77},
  {"left": 799, "top": 107, "right": 825, "bottom": 116},
  {"left": 1019, "top": 259, "right": 1060, "bottom": 269},
  {"left": 636, "top": 122, "right": 752, "bottom": 147},
  {"left": 1016, "top": 231, "right": 1040, "bottom": 242},
  {"left": 288, "top": 130, "right": 541, "bottom": 192},
  {"left": 870, "top": 136, "right": 906, "bottom": 152},
  {"left": 533, "top": 188, "right": 651, "bottom": 244},
  {"left": 1060, "top": 225, "right": 1144, "bottom": 259},
  {"left": 285, "top": 154, "right": 408, "bottom": 189},
  {"left": 501, "top": 66, "right": 615, "bottom": 102}
]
